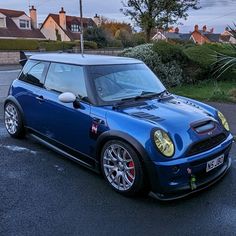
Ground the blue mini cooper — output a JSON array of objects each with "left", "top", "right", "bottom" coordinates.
[{"left": 4, "top": 53, "right": 234, "bottom": 200}]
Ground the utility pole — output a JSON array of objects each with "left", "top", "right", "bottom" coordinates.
[{"left": 79, "top": 0, "right": 84, "bottom": 56}]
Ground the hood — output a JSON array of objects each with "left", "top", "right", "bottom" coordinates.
[{"left": 120, "top": 97, "right": 216, "bottom": 128}]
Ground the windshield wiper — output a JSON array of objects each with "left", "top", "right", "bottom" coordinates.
[
  {"left": 131, "top": 90, "right": 169, "bottom": 101},
  {"left": 112, "top": 90, "right": 168, "bottom": 109}
]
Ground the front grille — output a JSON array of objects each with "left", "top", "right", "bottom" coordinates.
[{"left": 186, "top": 133, "right": 227, "bottom": 157}]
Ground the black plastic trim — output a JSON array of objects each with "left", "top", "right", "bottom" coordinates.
[{"left": 27, "top": 128, "right": 98, "bottom": 171}]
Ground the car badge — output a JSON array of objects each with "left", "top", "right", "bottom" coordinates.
[{"left": 91, "top": 123, "right": 98, "bottom": 134}]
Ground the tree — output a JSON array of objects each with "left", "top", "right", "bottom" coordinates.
[
  {"left": 84, "top": 27, "right": 108, "bottom": 48},
  {"left": 101, "top": 18, "right": 132, "bottom": 37},
  {"left": 115, "top": 29, "right": 133, "bottom": 47},
  {"left": 121, "top": 0, "right": 200, "bottom": 42}
]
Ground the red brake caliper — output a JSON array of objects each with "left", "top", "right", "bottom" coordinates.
[{"left": 128, "top": 161, "right": 135, "bottom": 181}]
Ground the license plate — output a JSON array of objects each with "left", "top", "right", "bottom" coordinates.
[{"left": 206, "top": 154, "right": 224, "bottom": 172}]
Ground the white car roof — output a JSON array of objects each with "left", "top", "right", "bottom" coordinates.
[{"left": 29, "top": 53, "right": 142, "bottom": 66}]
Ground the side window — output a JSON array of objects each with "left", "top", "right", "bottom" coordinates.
[
  {"left": 19, "top": 60, "right": 48, "bottom": 87},
  {"left": 45, "top": 63, "right": 87, "bottom": 98}
]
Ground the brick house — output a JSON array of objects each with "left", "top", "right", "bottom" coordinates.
[
  {"left": 190, "top": 25, "right": 220, "bottom": 45},
  {"left": 0, "top": 6, "right": 45, "bottom": 40},
  {"left": 40, "top": 7, "right": 96, "bottom": 41}
]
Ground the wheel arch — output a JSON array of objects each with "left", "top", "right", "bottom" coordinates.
[
  {"left": 96, "top": 130, "right": 158, "bottom": 192},
  {"left": 4, "top": 95, "right": 26, "bottom": 125}
]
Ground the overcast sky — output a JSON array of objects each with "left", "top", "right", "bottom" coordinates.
[{"left": 0, "top": 0, "right": 235, "bottom": 33}]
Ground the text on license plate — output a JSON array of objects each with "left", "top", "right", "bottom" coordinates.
[{"left": 206, "top": 154, "right": 224, "bottom": 172}]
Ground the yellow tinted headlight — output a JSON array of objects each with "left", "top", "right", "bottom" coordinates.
[
  {"left": 218, "top": 111, "right": 230, "bottom": 131},
  {"left": 153, "top": 130, "right": 175, "bottom": 157}
]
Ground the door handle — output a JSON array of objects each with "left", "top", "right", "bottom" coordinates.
[{"left": 36, "top": 95, "right": 44, "bottom": 102}]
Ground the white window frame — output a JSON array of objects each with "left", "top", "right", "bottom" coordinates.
[
  {"left": 0, "top": 17, "right": 6, "bottom": 28},
  {"left": 71, "top": 24, "right": 80, "bottom": 32},
  {"left": 19, "top": 19, "right": 30, "bottom": 29}
]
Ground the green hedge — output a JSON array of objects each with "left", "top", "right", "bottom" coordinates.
[
  {"left": 153, "top": 41, "right": 186, "bottom": 63},
  {"left": 0, "top": 39, "right": 97, "bottom": 51},
  {"left": 39, "top": 40, "right": 98, "bottom": 51},
  {"left": 0, "top": 39, "right": 39, "bottom": 50}
]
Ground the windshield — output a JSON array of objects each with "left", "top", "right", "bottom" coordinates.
[{"left": 87, "top": 63, "right": 166, "bottom": 103}]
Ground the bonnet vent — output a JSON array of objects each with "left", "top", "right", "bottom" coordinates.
[{"left": 131, "top": 112, "right": 163, "bottom": 123}]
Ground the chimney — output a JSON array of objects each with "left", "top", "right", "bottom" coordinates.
[
  {"left": 203, "top": 25, "right": 207, "bottom": 32},
  {"left": 194, "top": 24, "right": 199, "bottom": 31},
  {"left": 175, "top": 27, "right": 179, "bottom": 34},
  {"left": 29, "top": 5, "right": 37, "bottom": 29},
  {"left": 168, "top": 26, "right": 174, "bottom": 32},
  {"left": 93, "top": 13, "right": 101, "bottom": 26},
  {"left": 59, "top": 7, "right": 66, "bottom": 30}
]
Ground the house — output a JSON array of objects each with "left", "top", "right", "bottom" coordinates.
[
  {"left": 152, "top": 27, "right": 191, "bottom": 42},
  {"left": 220, "top": 27, "right": 236, "bottom": 44},
  {"left": 190, "top": 25, "right": 220, "bottom": 44},
  {"left": 0, "top": 6, "right": 45, "bottom": 40},
  {"left": 40, "top": 7, "right": 96, "bottom": 41}
]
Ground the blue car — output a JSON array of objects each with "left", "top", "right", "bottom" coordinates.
[{"left": 4, "top": 53, "right": 234, "bottom": 200}]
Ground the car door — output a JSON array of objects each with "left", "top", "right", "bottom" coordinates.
[
  {"left": 35, "top": 62, "right": 93, "bottom": 156},
  {"left": 16, "top": 60, "right": 50, "bottom": 130}
]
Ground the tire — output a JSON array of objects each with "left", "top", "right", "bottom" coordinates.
[
  {"left": 101, "top": 140, "right": 148, "bottom": 197},
  {"left": 4, "top": 102, "right": 25, "bottom": 138}
]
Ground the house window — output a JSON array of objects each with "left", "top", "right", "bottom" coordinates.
[
  {"left": 71, "top": 24, "right": 80, "bottom": 32},
  {"left": 19, "top": 19, "right": 30, "bottom": 29},
  {"left": 0, "top": 17, "right": 6, "bottom": 28}
]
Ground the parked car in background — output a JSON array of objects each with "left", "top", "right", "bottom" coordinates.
[{"left": 4, "top": 53, "right": 234, "bottom": 200}]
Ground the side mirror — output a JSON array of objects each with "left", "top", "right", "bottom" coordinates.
[{"left": 58, "top": 92, "right": 76, "bottom": 103}]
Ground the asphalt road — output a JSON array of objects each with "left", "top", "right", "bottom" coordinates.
[
  {"left": 0, "top": 67, "right": 236, "bottom": 235},
  {"left": 0, "top": 66, "right": 20, "bottom": 102}
]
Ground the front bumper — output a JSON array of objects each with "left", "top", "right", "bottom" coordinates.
[{"left": 149, "top": 134, "right": 233, "bottom": 201}]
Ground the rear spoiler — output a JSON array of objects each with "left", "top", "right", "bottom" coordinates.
[{"left": 19, "top": 51, "right": 32, "bottom": 67}]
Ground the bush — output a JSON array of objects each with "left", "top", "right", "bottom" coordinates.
[
  {"left": 39, "top": 40, "right": 97, "bottom": 51},
  {"left": 153, "top": 41, "right": 185, "bottom": 63},
  {"left": 107, "top": 39, "right": 123, "bottom": 48},
  {"left": 83, "top": 40, "right": 98, "bottom": 49},
  {"left": 121, "top": 44, "right": 184, "bottom": 87},
  {"left": 39, "top": 41, "right": 76, "bottom": 51},
  {"left": 84, "top": 27, "right": 108, "bottom": 48},
  {"left": 183, "top": 43, "right": 236, "bottom": 81},
  {"left": 130, "top": 32, "right": 146, "bottom": 47},
  {"left": 183, "top": 45, "right": 214, "bottom": 69},
  {"left": 0, "top": 39, "right": 97, "bottom": 51},
  {"left": 0, "top": 39, "right": 39, "bottom": 50},
  {"left": 121, "top": 42, "right": 236, "bottom": 87}
]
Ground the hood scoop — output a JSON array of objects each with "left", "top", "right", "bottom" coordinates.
[
  {"left": 191, "top": 120, "right": 216, "bottom": 134},
  {"left": 130, "top": 112, "right": 163, "bottom": 123}
]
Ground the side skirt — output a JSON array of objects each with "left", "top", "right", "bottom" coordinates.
[{"left": 27, "top": 129, "right": 100, "bottom": 174}]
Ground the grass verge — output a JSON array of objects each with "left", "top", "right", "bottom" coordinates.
[{"left": 170, "top": 80, "right": 236, "bottom": 103}]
